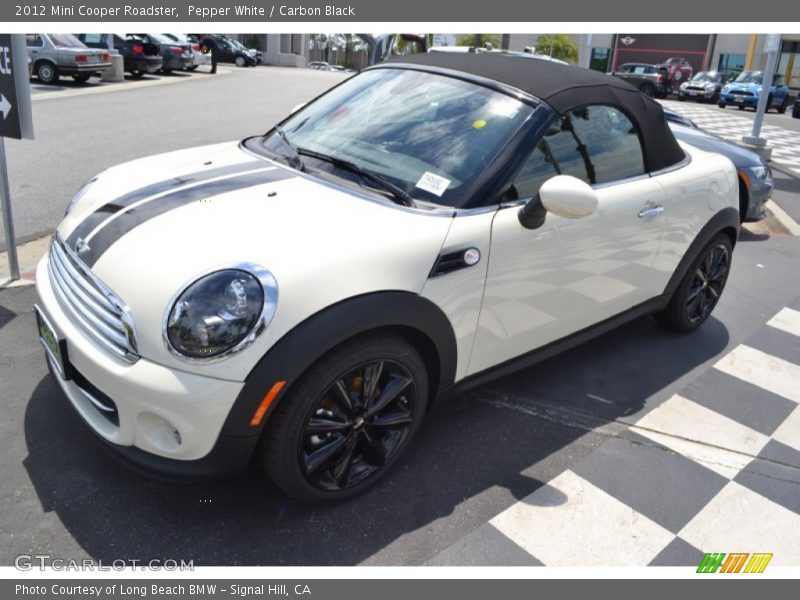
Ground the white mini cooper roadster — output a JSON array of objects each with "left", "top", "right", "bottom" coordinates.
[{"left": 35, "top": 53, "right": 739, "bottom": 503}]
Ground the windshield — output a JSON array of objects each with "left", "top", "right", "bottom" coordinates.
[
  {"left": 259, "top": 68, "right": 535, "bottom": 207},
  {"left": 691, "top": 71, "right": 721, "bottom": 83},
  {"left": 49, "top": 34, "right": 85, "bottom": 48},
  {"left": 735, "top": 71, "right": 763, "bottom": 84}
]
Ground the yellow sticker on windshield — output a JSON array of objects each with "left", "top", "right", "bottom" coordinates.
[{"left": 473, "top": 119, "right": 487, "bottom": 129}]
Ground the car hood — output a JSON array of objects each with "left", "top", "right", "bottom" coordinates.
[
  {"left": 726, "top": 82, "right": 762, "bottom": 93},
  {"left": 57, "top": 141, "right": 455, "bottom": 380},
  {"left": 669, "top": 123, "right": 762, "bottom": 168}
]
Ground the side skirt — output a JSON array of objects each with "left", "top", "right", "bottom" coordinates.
[{"left": 442, "top": 294, "right": 671, "bottom": 398}]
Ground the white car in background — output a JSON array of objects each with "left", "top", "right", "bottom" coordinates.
[{"left": 35, "top": 53, "right": 739, "bottom": 503}]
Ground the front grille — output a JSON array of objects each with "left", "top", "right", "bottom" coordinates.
[
  {"left": 686, "top": 86, "right": 708, "bottom": 91},
  {"left": 48, "top": 235, "right": 139, "bottom": 363},
  {"left": 730, "top": 90, "right": 754, "bottom": 96}
]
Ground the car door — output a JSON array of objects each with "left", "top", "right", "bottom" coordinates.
[
  {"left": 468, "top": 105, "right": 667, "bottom": 375},
  {"left": 25, "top": 33, "right": 44, "bottom": 61}
]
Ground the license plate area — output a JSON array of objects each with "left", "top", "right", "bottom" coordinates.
[{"left": 35, "top": 305, "right": 72, "bottom": 380}]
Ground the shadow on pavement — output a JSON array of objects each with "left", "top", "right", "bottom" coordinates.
[{"left": 20, "top": 306, "right": 729, "bottom": 565}]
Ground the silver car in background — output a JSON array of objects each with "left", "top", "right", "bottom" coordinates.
[
  {"left": 26, "top": 33, "right": 112, "bottom": 84},
  {"left": 666, "top": 111, "right": 772, "bottom": 222},
  {"left": 163, "top": 33, "right": 211, "bottom": 70}
]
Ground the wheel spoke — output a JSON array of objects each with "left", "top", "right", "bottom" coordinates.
[
  {"left": 306, "top": 416, "right": 350, "bottom": 433},
  {"left": 686, "top": 284, "right": 703, "bottom": 303},
  {"left": 706, "top": 285, "right": 720, "bottom": 300},
  {"left": 303, "top": 434, "right": 348, "bottom": 473},
  {"left": 331, "top": 436, "right": 357, "bottom": 486},
  {"left": 369, "top": 407, "right": 413, "bottom": 428},
  {"left": 362, "top": 361, "right": 384, "bottom": 409},
  {"left": 367, "top": 374, "right": 412, "bottom": 416},
  {"left": 361, "top": 430, "right": 386, "bottom": 466},
  {"left": 331, "top": 379, "right": 357, "bottom": 416},
  {"left": 687, "top": 289, "right": 704, "bottom": 320}
]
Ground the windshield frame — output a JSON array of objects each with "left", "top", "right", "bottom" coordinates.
[
  {"left": 248, "top": 64, "right": 543, "bottom": 210},
  {"left": 735, "top": 70, "right": 764, "bottom": 84}
]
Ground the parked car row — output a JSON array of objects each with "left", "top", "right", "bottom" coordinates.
[{"left": 26, "top": 33, "right": 262, "bottom": 84}]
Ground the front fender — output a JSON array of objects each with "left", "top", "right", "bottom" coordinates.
[{"left": 219, "top": 291, "right": 458, "bottom": 438}]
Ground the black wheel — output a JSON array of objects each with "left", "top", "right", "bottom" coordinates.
[
  {"left": 656, "top": 234, "right": 733, "bottom": 332},
  {"left": 262, "top": 333, "right": 428, "bottom": 503},
  {"left": 640, "top": 84, "right": 656, "bottom": 98},
  {"left": 718, "top": 102, "right": 726, "bottom": 108},
  {"left": 235, "top": 56, "right": 247, "bottom": 68},
  {"left": 778, "top": 97, "right": 788, "bottom": 114},
  {"left": 72, "top": 73, "right": 91, "bottom": 83},
  {"left": 188, "top": 65, "right": 199, "bottom": 71},
  {"left": 129, "top": 70, "right": 145, "bottom": 79},
  {"left": 36, "top": 61, "right": 59, "bottom": 84},
  {"left": 738, "top": 105, "right": 745, "bottom": 110},
  {"left": 766, "top": 94, "right": 773, "bottom": 112},
  {"left": 678, "top": 95, "right": 685, "bottom": 101},
  {"left": 161, "top": 68, "right": 172, "bottom": 74}
]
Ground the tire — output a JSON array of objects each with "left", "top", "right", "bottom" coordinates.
[
  {"left": 678, "top": 95, "right": 685, "bottom": 101},
  {"left": 161, "top": 68, "right": 172, "bottom": 74},
  {"left": 778, "top": 97, "right": 788, "bottom": 114},
  {"left": 72, "top": 73, "right": 91, "bottom": 83},
  {"left": 655, "top": 234, "right": 733, "bottom": 333},
  {"left": 640, "top": 84, "right": 656, "bottom": 98},
  {"left": 766, "top": 94, "right": 773, "bottom": 112},
  {"left": 36, "top": 61, "right": 59, "bottom": 84},
  {"left": 738, "top": 105, "right": 745, "bottom": 110},
  {"left": 261, "top": 333, "right": 429, "bottom": 503},
  {"left": 188, "top": 65, "right": 199, "bottom": 71},
  {"left": 235, "top": 56, "right": 246, "bottom": 68},
  {"left": 129, "top": 70, "right": 145, "bottom": 79},
  {"left": 718, "top": 102, "right": 726, "bottom": 108}
]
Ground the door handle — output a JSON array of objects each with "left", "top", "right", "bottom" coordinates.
[{"left": 638, "top": 205, "right": 665, "bottom": 218}]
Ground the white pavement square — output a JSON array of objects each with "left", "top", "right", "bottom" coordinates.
[
  {"left": 714, "top": 345, "right": 800, "bottom": 404},
  {"left": 489, "top": 470, "right": 675, "bottom": 566}
]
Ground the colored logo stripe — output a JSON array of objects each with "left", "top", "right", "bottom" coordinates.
[
  {"left": 79, "top": 167, "right": 292, "bottom": 267},
  {"left": 65, "top": 160, "right": 263, "bottom": 248},
  {"left": 697, "top": 553, "right": 726, "bottom": 573},
  {"left": 697, "top": 552, "right": 773, "bottom": 573}
]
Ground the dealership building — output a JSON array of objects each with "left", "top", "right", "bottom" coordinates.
[{"left": 508, "top": 34, "right": 800, "bottom": 87}]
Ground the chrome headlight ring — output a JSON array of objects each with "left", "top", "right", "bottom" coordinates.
[{"left": 162, "top": 263, "right": 278, "bottom": 363}]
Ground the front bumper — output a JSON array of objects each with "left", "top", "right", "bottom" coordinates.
[
  {"left": 679, "top": 88, "right": 715, "bottom": 100},
  {"left": 35, "top": 255, "right": 253, "bottom": 478},
  {"left": 741, "top": 169, "right": 773, "bottom": 222},
  {"left": 720, "top": 93, "right": 758, "bottom": 107}
]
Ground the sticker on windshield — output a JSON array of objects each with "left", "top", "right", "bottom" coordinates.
[{"left": 415, "top": 172, "right": 451, "bottom": 197}]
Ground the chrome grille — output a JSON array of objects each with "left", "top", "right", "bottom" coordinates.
[{"left": 48, "top": 235, "right": 139, "bottom": 363}]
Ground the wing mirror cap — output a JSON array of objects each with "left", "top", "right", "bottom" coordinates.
[{"left": 538, "top": 174, "right": 599, "bottom": 219}]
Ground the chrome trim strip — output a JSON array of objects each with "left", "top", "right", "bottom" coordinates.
[
  {"left": 78, "top": 387, "right": 117, "bottom": 414},
  {"left": 49, "top": 235, "right": 139, "bottom": 363}
]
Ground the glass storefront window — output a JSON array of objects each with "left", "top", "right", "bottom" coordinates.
[
  {"left": 718, "top": 53, "right": 746, "bottom": 79},
  {"left": 590, "top": 47, "right": 610, "bottom": 72}
]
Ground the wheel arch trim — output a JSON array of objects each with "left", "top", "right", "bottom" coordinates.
[
  {"left": 663, "top": 207, "right": 740, "bottom": 297},
  {"left": 220, "top": 291, "right": 458, "bottom": 438}
]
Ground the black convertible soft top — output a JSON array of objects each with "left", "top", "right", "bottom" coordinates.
[{"left": 381, "top": 52, "right": 686, "bottom": 173}]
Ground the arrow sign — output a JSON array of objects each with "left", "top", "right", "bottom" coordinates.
[{"left": 0, "top": 93, "right": 10, "bottom": 120}]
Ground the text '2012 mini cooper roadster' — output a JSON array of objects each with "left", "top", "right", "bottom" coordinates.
[{"left": 35, "top": 53, "right": 739, "bottom": 503}]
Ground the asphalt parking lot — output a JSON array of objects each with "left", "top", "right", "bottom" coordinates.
[{"left": 1, "top": 65, "right": 799, "bottom": 566}]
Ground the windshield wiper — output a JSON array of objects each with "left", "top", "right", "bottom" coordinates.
[
  {"left": 271, "top": 126, "right": 304, "bottom": 171},
  {"left": 296, "top": 147, "right": 415, "bottom": 207}
]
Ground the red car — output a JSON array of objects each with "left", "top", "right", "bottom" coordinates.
[{"left": 657, "top": 57, "right": 693, "bottom": 92}]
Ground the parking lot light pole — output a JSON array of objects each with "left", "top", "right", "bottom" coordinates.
[
  {"left": 741, "top": 34, "right": 781, "bottom": 160},
  {"left": 0, "top": 137, "right": 19, "bottom": 280}
]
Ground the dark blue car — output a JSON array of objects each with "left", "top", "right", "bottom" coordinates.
[{"left": 718, "top": 70, "right": 790, "bottom": 113}]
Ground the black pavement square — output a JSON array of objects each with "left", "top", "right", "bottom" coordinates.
[
  {"left": 735, "top": 443, "right": 800, "bottom": 516},
  {"left": 746, "top": 325, "right": 800, "bottom": 368},
  {"left": 758, "top": 439, "right": 800, "bottom": 469},
  {"left": 680, "top": 369, "right": 796, "bottom": 436},
  {"left": 427, "top": 523, "right": 543, "bottom": 566},
  {"left": 648, "top": 537, "right": 705, "bottom": 566},
  {"left": 573, "top": 432, "right": 728, "bottom": 533}
]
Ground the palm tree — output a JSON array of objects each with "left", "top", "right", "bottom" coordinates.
[{"left": 534, "top": 34, "right": 579, "bottom": 63}]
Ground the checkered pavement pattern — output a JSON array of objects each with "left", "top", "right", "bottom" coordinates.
[
  {"left": 660, "top": 100, "right": 800, "bottom": 177},
  {"left": 428, "top": 300, "right": 800, "bottom": 566}
]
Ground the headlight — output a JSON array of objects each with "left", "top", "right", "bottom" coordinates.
[
  {"left": 705, "top": 83, "right": 716, "bottom": 90},
  {"left": 680, "top": 82, "right": 688, "bottom": 90},
  {"left": 750, "top": 166, "right": 768, "bottom": 181},
  {"left": 64, "top": 177, "right": 97, "bottom": 216},
  {"left": 165, "top": 265, "right": 277, "bottom": 360},
  {"left": 722, "top": 85, "right": 731, "bottom": 93}
]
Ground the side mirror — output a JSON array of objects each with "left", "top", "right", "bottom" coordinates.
[
  {"left": 291, "top": 102, "right": 306, "bottom": 114},
  {"left": 539, "top": 175, "right": 599, "bottom": 219}
]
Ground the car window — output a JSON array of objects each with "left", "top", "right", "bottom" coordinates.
[
  {"left": 265, "top": 68, "right": 535, "bottom": 207},
  {"left": 49, "top": 34, "right": 85, "bottom": 48},
  {"left": 512, "top": 105, "right": 645, "bottom": 198},
  {"left": 26, "top": 34, "right": 43, "bottom": 47},
  {"left": 81, "top": 33, "right": 105, "bottom": 45}
]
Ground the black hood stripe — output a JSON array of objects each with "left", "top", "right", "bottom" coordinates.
[
  {"left": 65, "top": 161, "right": 263, "bottom": 249},
  {"left": 80, "top": 167, "right": 293, "bottom": 267}
]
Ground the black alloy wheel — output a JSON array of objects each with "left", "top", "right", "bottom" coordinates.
[
  {"left": 299, "top": 359, "right": 416, "bottom": 492},
  {"left": 262, "top": 333, "right": 428, "bottom": 503},
  {"left": 685, "top": 243, "right": 730, "bottom": 324},
  {"left": 655, "top": 233, "right": 733, "bottom": 332},
  {"left": 640, "top": 84, "right": 656, "bottom": 97}
]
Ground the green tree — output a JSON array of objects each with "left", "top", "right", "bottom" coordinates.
[
  {"left": 533, "top": 34, "right": 579, "bottom": 63},
  {"left": 455, "top": 34, "right": 502, "bottom": 50}
]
